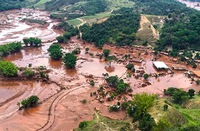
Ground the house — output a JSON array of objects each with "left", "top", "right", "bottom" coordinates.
[{"left": 153, "top": 61, "right": 169, "bottom": 70}]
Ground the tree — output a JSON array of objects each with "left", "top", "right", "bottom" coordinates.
[
  {"left": 63, "top": 32, "right": 72, "bottom": 39},
  {"left": 56, "top": 36, "right": 65, "bottom": 43},
  {"left": 172, "top": 90, "right": 189, "bottom": 104},
  {"left": 188, "top": 89, "right": 195, "bottom": 98},
  {"left": 103, "top": 49, "right": 110, "bottom": 57},
  {"left": 63, "top": 53, "right": 77, "bottom": 69},
  {"left": 163, "top": 104, "right": 168, "bottom": 111},
  {"left": 48, "top": 44, "right": 63, "bottom": 60},
  {"left": 139, "top": 113, "right": 155, "bottom": 131},
  {"left": 105, "top": 75, "right": 119, "bottom": 87},
  {"left": 132, "top": 93, "right": 156, "bottom": 116}
]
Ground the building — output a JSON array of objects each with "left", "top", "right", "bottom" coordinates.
[{"left": 153, "top": 61, "right": 169, "bottom": 70}]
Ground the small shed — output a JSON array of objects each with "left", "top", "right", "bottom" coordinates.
[{"left": 153, "top": 61, "right": 169, "bottom": 70}]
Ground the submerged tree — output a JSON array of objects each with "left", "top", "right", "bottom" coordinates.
[
  {"left": 48, "top": 44, "right": 63, "bottom": 60},
  {"left": 63, "top": 53, "right": 77, "bottom": 69}
]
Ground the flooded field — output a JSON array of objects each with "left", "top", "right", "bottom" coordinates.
[{"left": 0, "top": 8, "right": 200, "bottom": 130}]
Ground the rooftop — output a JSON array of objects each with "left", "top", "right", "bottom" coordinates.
[{"left": 153, "top": 61, "right": 169, "bottom": 69}]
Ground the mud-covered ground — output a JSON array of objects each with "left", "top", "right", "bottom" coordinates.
[
  {"left": 178, "top": 0, "right": 200, "bottom": 10},
  {"left": 0, "top": 9, "right": 200, "bottom": 131}
]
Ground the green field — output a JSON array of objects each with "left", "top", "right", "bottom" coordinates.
[
  {"left": 74, "top": 112, "right": 133, "bottom": 131},
  {"left": 149, "top": 96, "right": 200, "bottom": 129},
  {"left": 106, "top": 0, "right": 135, "bottom": 11},
  {"left": 67, "top": 19, "right": 82, "bottom": 26},
  {"left": 33, "top": 0, "right": 52, "bottom": 9}
]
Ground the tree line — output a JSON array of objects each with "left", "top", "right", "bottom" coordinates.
[{"left": 80, "top": 12, "right": 140, "bottom": 48}]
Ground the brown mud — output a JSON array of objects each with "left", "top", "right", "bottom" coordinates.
[{"left": 0, "top": 9, "right": 200, "bottom": 131}]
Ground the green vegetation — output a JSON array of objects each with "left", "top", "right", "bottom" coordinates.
[
  {"left": 23, "top": 18, "right": 47, "bottom": 25},
  {"left": 143, "top": 73, "right": 149, "bottom": 80},
  {"left": 125, "top": 63, "right": 135, "bottom": 71},
  {"left": 56, "top": 22, "right": 79, "bottom": 43},
  {"left": 80, "top": 12, "right": 140, "bottom": 47},
  {"left": 0, "top": 0, "right": 23, "bottom": 11},
  {"left": 67, "top": 19, "right": 82, "bottom": 26},
  {"left": 20, "top": 95, "right": 39, "bottom": 109},
  {"left": 0, "top": 61, "right": 18, "bottom": 77},
  {"left": 105, "top": 75, "right": 130, "bottom": 94},
  {"left": 63, "top": 53, "right": 77, "bottom": 69},
  {"left": 103, "top": 49, "right": 110, "bottom": 57},
  {"left": 48, "top": 44, "right": 63, "bottom": 60},
  {"left": 23, "top": 37, "right": 42, "bottom": 47},
  {"left": 75, "top": 112, "right": 133, "bottom": 131},
  {"left": 22, "top": 69, "right": 35, "bottom": 79},
  {"left": 47, "top": 0, "right": 107, "bottom": 20},
  {"left": 129, "top": 0, "right": 200, "bottom": 51},
  {"left": 0, "top": 42, "right": 22, "bottom": 57}
]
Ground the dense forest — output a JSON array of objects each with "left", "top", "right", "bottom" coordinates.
[
  {"left": 80, "top": 12, "right": 140, "bottom": 48},
  {"left": 130, "top": 0, "right": 200, "bottom": 51},
  {"left": 0, "top": 0, "right": 24, "bottom": 11}
]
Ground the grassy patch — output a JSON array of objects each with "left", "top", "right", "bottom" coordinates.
[
  {"left": 106, "top": 0, "right": 135, "bottom": 11},
  {"left": 74, "top": 112, "right": 134, "bottom": 131},
  {"left": 150, "top": 96, "right": 200, "bottom": 129},
  {"left": 135, "top": 14, "right": 166, "bottom": 45},
  {"left": 79, "top": 12, "right": 114, "bottom": 25},
  {"left": 67, "top": 19, "right": 82, "bottom": 26},
  {"left": 34, "top": 0, "right": 52, "bottom": 9}
]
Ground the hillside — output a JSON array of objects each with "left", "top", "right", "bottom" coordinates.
[{"left": 0, "top": 0, "right": 24, "bottom": 11}]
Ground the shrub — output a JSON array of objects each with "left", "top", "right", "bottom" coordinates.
[
  {"left": 85, "top": 48, "right": 89, "bottom": 54},
  {"left": 143, "top": 74, "right": 149, "bottom": 80},
  {"left": 22, "top": 69, "right": 35, "bottom": 78},
  {"left": 79, "top": 121, "right": 88, "bottom": 129},
  {"left": 56, "top": 36, "right": 65, "bottom": 43},
  {"left": 164, "top": 87, "right": 179, "bottom": 96},
  {"left": 109, "top": 104, "right": 120, "bottom": 112},
  {"left": 163, "top": 104, "right": 168, "bottom": 111},
  {"left": 121, "top": 101, "right": 129, "bottom": 110},
  {"left": 20, "top": 95, "right": 39, "bottom": 109},
  {"left": 126, "top": 63, "right": 134, "bottom": 70},
  {"left": 89, "top": 80, "right": 95, "bottom": 87},
  {"left": 188, "top": 89, "right": 195, "bottom": 98},
  {"left": 72, "top": 48, "right": 81, "bottom": 54},
  {"left": 81, "top": 99, "right": 87, "bottom": 104},
  {"left": 103, "top": 49, "right": 110, "bottom": 57},
  {"left": 0, "top": 61, "right": 18, "bottom": 77}
]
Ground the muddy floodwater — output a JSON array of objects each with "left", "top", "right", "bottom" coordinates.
[{"left": 0, "top": 8, "right": 200, "bottom": 131}]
